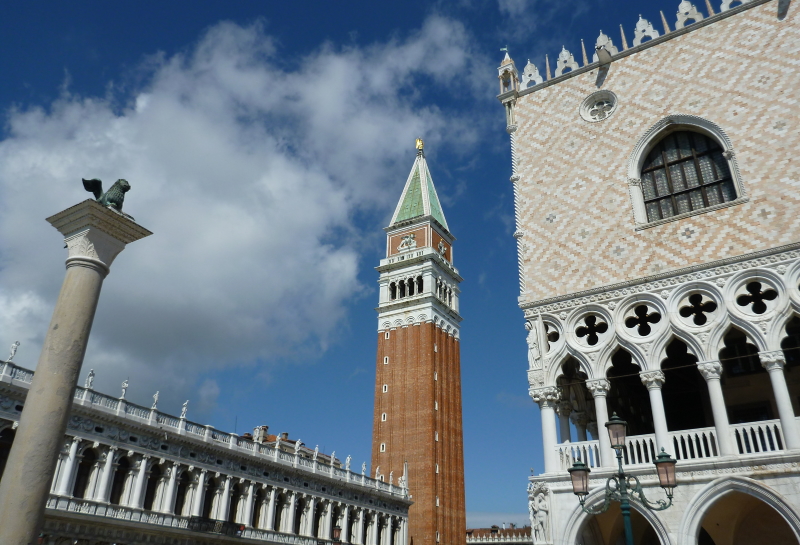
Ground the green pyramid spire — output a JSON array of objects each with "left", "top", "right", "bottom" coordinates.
[{"left": 390, "top": 141, "right": 449, "bottom": 231}]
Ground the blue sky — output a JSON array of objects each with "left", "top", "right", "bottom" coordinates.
[{"left": 0, "top": 0, "right": 698, "bottom": 527}]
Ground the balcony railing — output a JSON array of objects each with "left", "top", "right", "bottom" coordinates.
[
  {"left": 556, "top": 418, "right": 789, "bottom": 471},
  {"left": 45, "top": 495, "right": 320, "bottom": 544}
]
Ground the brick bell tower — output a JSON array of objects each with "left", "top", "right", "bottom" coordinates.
[{"left": 372, "top": 139, "right": 466, "bottom": 545}]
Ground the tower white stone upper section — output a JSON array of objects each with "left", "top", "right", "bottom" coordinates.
[{"left": 376, "top": 141, "right": 462, "bottom": 336}]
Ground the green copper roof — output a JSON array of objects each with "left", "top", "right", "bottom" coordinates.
[{"left": 390, "top": 151, "right": 450, "bottom": 231}]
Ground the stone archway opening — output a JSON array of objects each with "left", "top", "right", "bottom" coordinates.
[
  {"left": 661, "top": 339, "right": 712, "bottom": 432},
  {"left": 606, "top": 349, "right": 654, "bottom": 437},
  {"left": 698, "top": 489, "right": 795, "bottom": 544},
  {"left": 576, "top": 504, "right": 660, "bottom": 545}
]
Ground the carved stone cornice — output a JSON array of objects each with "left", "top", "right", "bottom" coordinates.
[
  {"left": 697, "top": 361, "right": 723, "bottom": 381},
  {"left": 639, "top": 370, "right": 665, "bottom": 390},
  {"left": 759, "top": 350, "right": 786, "bottom": 371},
  {"left": 585, "top": 379, "right": 610, "bottom": 397}
]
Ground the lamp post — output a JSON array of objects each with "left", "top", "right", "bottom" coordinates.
[
  {"left": 568, "top": 413, "right": 677, "bottom": 545},
  {"left": 333, "top": 525, "right": 342, "bottom": 544}
]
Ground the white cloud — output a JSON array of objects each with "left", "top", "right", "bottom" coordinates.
[{"left": 0, "top": 16, "right": 483, "bottom": 408}]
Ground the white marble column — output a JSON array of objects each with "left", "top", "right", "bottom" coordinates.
[
  {"left": 342, "top": 505, "right": 351, "bottom": 543},
  {"left": 220, "top": 475, "right": 232, "bottom": 521},
  {"left": 357, "top": 508, "right": 366, "bottom": 545},
  {"left": 162, "top": 462, "right": 179, "bottom": 514},
  {"left": 305, "top": 495, "right": 317, "bottom": 536},
  {"left": 0, "top": 200, "right": 151, "bottom": 545},
  {"left": 370, "top": 513, "right": 379, "bottom": 545},
  {"left": 95, "top": 446, "right": 117, "bottom": 503},
  {"left": 556, "top": 401, "right": 572, "bottom": 443},
  {"left": 266, "top": 487, "right": 278, "bottom": 530},
  {"left": 130, "top": 455, "right": 150, "bottom": 509},
  {"left": 191, "top": 470, "right": 208, "bottom": 517},
  {"left": 640, "top": 370, "right": 670, "bottom": 453},
  {"left": 323, "top": 501, "right": 333, "bottom": 539},
  {"left": 287, "top": 492, "right": 298, "bottom": 534},
  {"left": 243, "top": 482, "right": 255, "bottom": 527},
  {"left": 55, "top": 437, "right": 81, "bottom": 496},
  {"left": 586, "top": 379, "right": 615, "bottom": 467},
  {"left": 531, "top": 387, "right": 560, "bottom": 473},
  {"left": 760, "top": 351, "right": 800, "bottom": 450},
  {"left": 697, "top": 361, "right": 735, "bottom": 456}
]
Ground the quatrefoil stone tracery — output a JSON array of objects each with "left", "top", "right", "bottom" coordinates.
[
  {"left": 736, "top": 281, "right": 778, "bottom": 315},
  {"left": 575, "top": 315, "right": 609, "bottom": 346},
  {"left": 679, "top": 293, "right": 717, "bottom": 326}
]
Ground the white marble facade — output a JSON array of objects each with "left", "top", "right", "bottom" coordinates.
[{"left": 0, "top": 362, "right": 409, "bottom": 545}]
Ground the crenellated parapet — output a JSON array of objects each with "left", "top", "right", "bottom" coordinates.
[{"left": 500, "top": 0, "right": 779, "bottom": 98}]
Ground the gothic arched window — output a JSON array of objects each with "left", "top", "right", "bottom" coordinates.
[{"left": 641, "top": 130, "right": 736, "bottom": 222}]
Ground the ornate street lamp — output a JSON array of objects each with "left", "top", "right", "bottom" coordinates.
[
  {"left": 332, "top": 525, "right": 342, "bottom": 544},
  {"left": 569, "top": 413, "right": 677, "bottom": 545}
]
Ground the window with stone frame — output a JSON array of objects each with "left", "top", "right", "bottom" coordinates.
[{"left": 641, "top": 131, "right": 736, "bottom": 222}]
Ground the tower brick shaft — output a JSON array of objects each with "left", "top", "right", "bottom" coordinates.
[{"left": 372, "top": 141, "right": 465, "bottom": 545}]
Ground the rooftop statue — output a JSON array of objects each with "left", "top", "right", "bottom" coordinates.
[{"left": 82, "top": 178, "right": 131, "bottom": 211}]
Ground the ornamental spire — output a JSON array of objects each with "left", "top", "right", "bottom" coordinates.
[{"left": 389, "top": 139, "right": 449, "bottom": 231}]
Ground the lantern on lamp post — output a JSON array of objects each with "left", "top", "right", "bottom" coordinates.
[{"left": 569, "top": 413, "right": 677, "bottom": 545}]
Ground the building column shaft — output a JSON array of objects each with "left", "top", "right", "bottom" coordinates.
[
  {"left": 342, "top": 505, "right": 351, "bottom": 543},
  {"left": 266, "top": 488, "right": 277, "bottom": 530},
  {"left": 243, "top": 483, "right": 255, "bottom": 527},
  {"left": 220, "top": 476, "right": 232, "bottom": 521},
  {"left": 163, "top": 464, "right": 178, "bottom": 514},
  {"left": 55, "top": 438, "right": 81, "bottom": 496},
  {"left": 539, "top": 403, "right": 559, "bottom": 473},
  {"left": 588, "top": 386, "right": 615, "bottom": 468},
  {"left": 95, "top": 449, "right": 116, "bottom": 503},
  {"left": 647, "top": 387, "right": 670, "bottom": 452},
  {"left": 191, "top": 471, "right": 207, "bottom": 517},
  {"left": 323, "top": 502, "right": 333, "bottom": 539},
  {"left": 287, "top": 493, "right": 298, "bottom": 534},
  {"left": 765, "top": 366, "right": 800, "bottom": 449},
  {"left": 130, "top": 457, "right": 149, "bottom": 509},
  {"left": 698, "top": 362, "right": 735, "bottom": 456}
]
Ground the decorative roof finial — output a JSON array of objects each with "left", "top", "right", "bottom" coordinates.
[{"left": 416, "top": 138, "right": 424, "bottom": 155}]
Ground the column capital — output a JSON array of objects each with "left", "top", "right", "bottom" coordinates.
[
  {"left": 697, "top": 361, "right": 723, "bottom": 380},
  {"left": 556, "top": 400, "right": 572, "bottom": 416},
  {"left": 640, "top": 370, "right": 665, "bottom": 390},
  {"left": 759, "top": 350, "right": 787, "bottom": 371},
  {"left": 529, "top": 386, "right": 559, "bottom": 407},
  {"left": 586, "top": 378, "right": 610, "bottom": 397},
  {"left": 47, "top": 200, "right": 151, "bottom": 273}
]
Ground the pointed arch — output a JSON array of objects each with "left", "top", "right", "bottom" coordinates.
[
  {"left": 597, "top": 339, "right": 647, "bottom": 378},
  {"left": 546, "top": 347, "right": 593, "bottom": 385},
  {"left": 652, "top": 328, "right": 704, "bottom": 370},
  {"left": 709, "top": 318, "right": 766, "bottom": 356},
  {"left": 677, "top": 476, "right": 800, "bottom": 545}
]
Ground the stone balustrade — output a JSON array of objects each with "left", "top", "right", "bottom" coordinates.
[{"left": 555, "top": 418, "right": 794, "bottom": 472}]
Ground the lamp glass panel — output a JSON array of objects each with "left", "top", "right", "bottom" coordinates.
[
  {"left": 656, "top": 460, "right": 677, "bottom": 487},
  {"left": 570, "top": 469, "right": 589, "bottom": 495}
]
